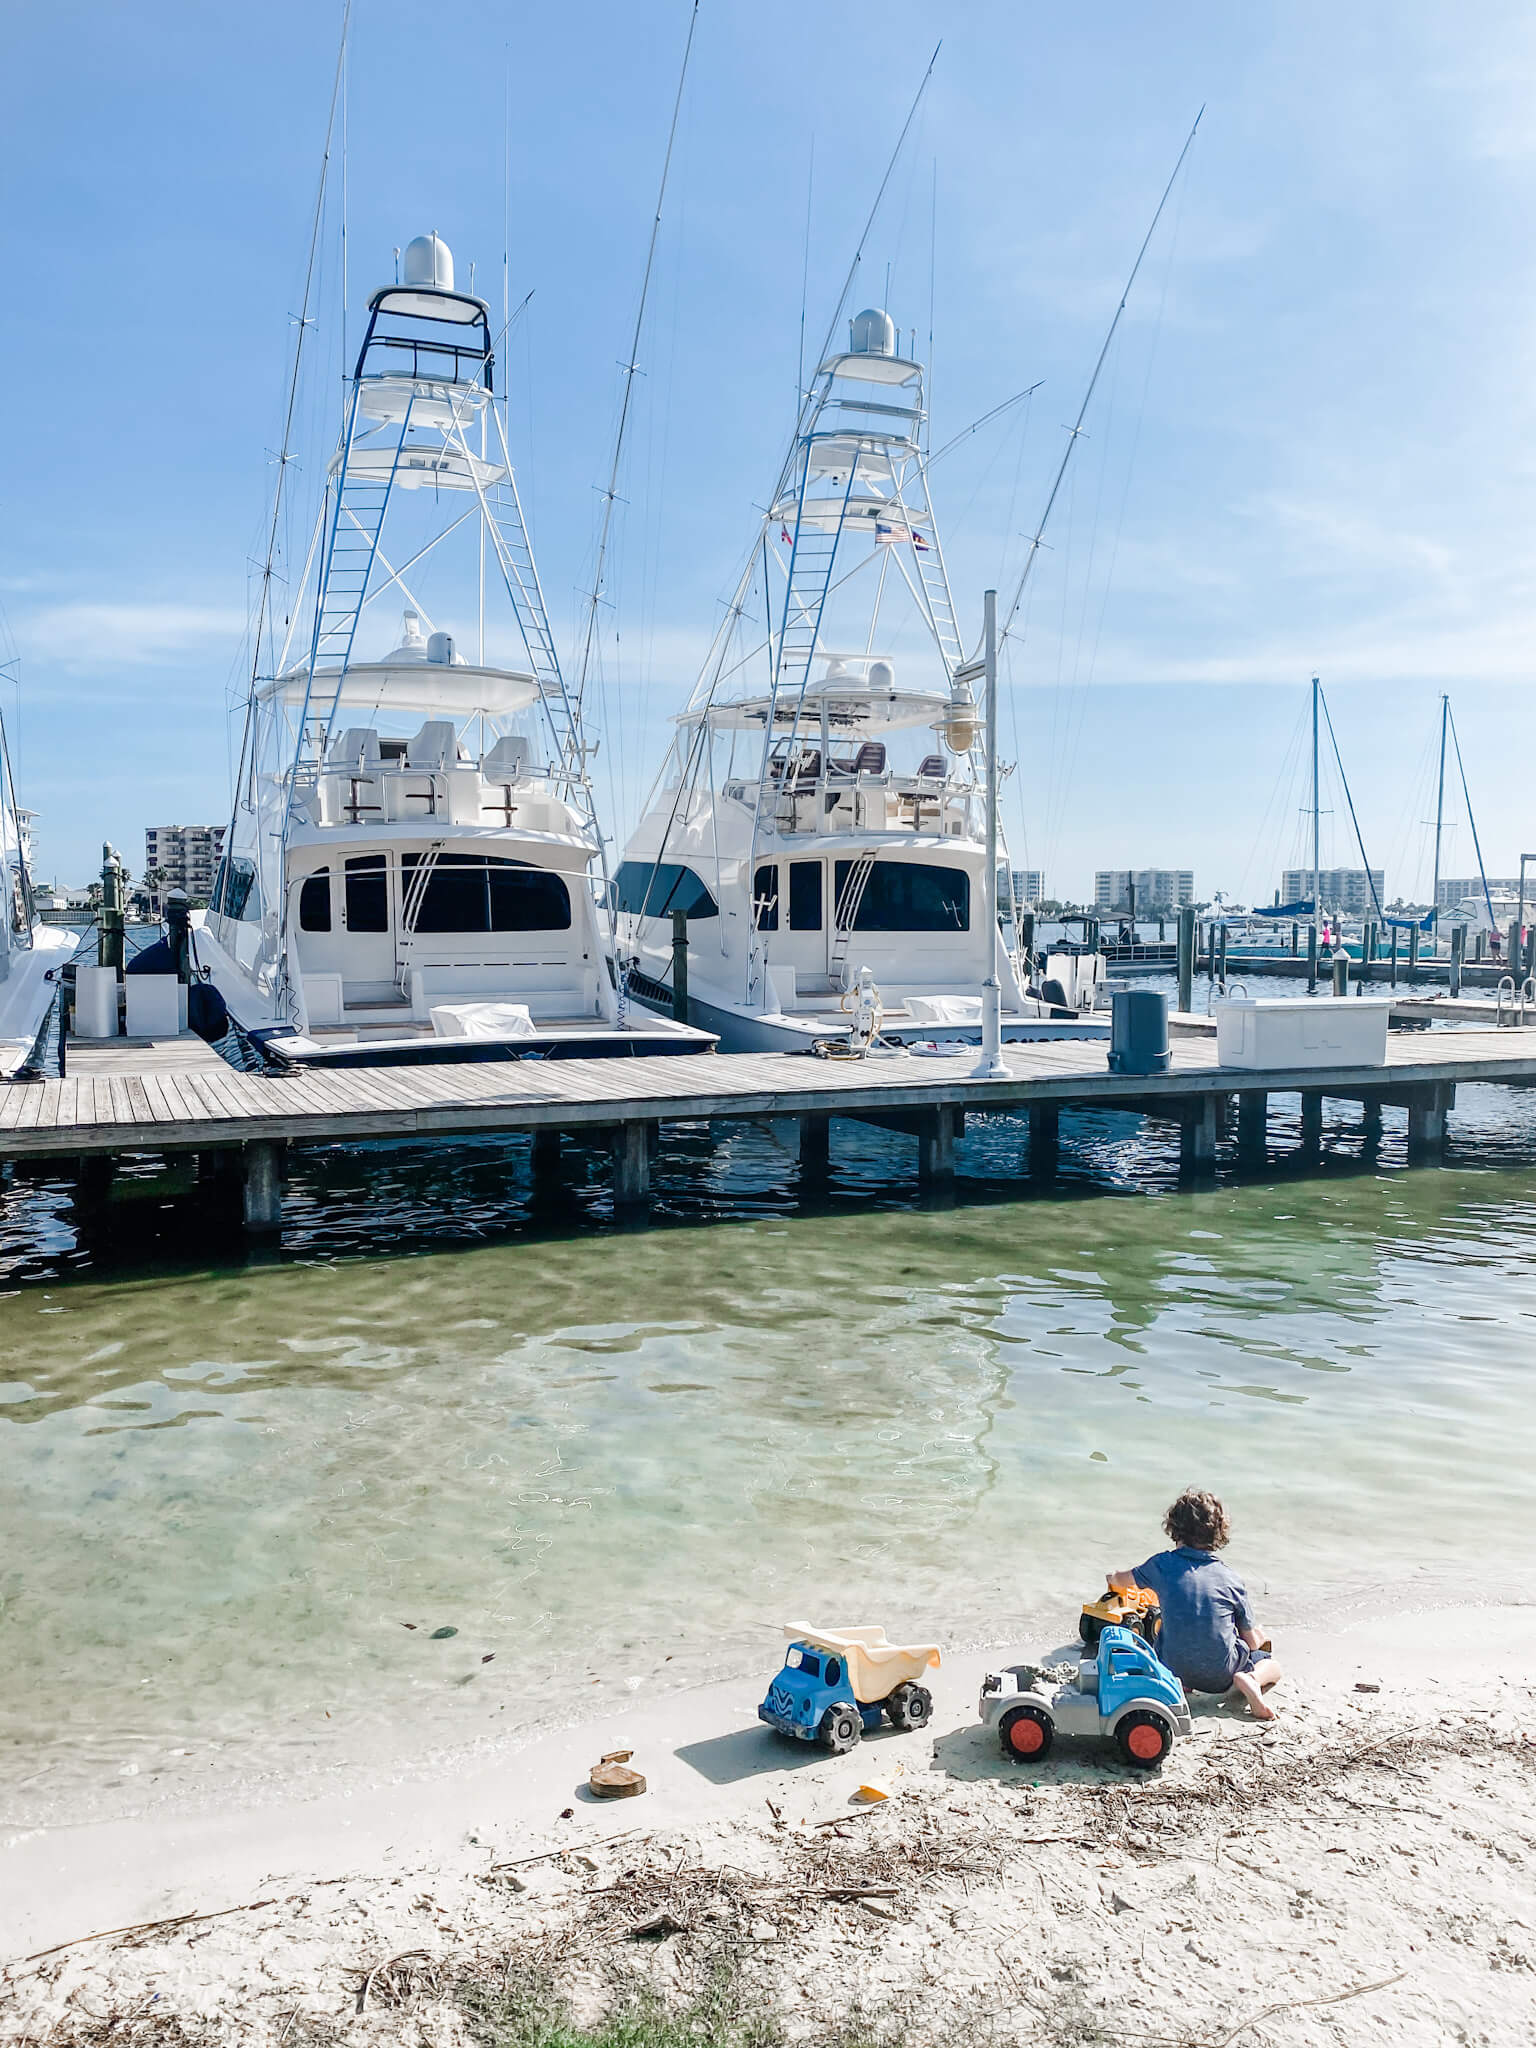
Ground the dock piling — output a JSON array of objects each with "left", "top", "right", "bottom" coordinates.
[
  {"left": 1300, "top": 1092, "right": 1324, "bottom": 1157},
  {"left": 1449, "top": 925, "right": 1465, "bottom": 999},
  {"left": 917, "top": 1107, "right": 959, "bottom": 1190},
  {"left": 1307, "top": 924, "right": 1318, "bottom": 990},
  {"left": 1029, "top": 1104, "right": 1059, "bottom": 1180},
  {"left": 1362, "top": 1097, "right": 1384, "bottom": 1146},
  {"left": 670, "top": 910, "right": 690, "bottom": 1025},
  {"left": 241, "top": 1141, "right": 284, "bottom": 1235},
  {"left": 1179, "top": 1096, "right": 1219, "bottom": 1175},
  {"left": 1237, "top": 1090, "right": 1267, "bottom": 1164},
  {"left": 1331, "top": 953, "right": 1349, "bottom": 998},
  {"left": 1407, "top": 1085, "right": 1451, "bottom": 1164},
  {"left": 1176, "top": 905, "right": 1194, "bottom": 1015},
  {"left": 531, "top": 1128, "right": 563, "bottom": 1182},
  {"left": 798, "top": 1111, "right": 830, "bottom": 1184},
  {"left": 611, "top": 1122, "right": 652, "bottom": 1211}
]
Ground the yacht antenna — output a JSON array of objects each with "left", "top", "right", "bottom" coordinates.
[
  {"left": 996, "top": 108, "right": 1202, "bottom": 654},
  {"left": 574, "top": 0, "right": 700, "bottom": 722}
]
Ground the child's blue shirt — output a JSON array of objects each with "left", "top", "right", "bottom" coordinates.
[{"left": 1133, "top": 1546, "right": 1253, "bottom": 1693}]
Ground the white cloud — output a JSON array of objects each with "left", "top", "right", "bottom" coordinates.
[{"left": 13, "top": 601, "right": 245, "bottom": 671}]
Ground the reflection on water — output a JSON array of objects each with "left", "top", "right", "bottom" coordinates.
[{"left": 3, "top": 1082, "right": 1536, "bottom": 1827}]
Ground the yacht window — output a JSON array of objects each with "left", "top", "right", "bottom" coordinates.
[
  {"left": 612, "top": 860, "right": 719, "bottom": 921},
  {"left": 789, "top": 860, "right": 822, "bottom": 931},
  {"left": 833, "top": 859, "right": 969, "bottom": 932},
  {"left": 298, "top": 871, "right": 332, "bottom": 932},
  {"left": 344, "top": 855, "right": 389, "bottom": 933},
  {"left": 752, "top": 863, "right": 778, "bottom": 931},
  {"left": 222, "top": 856, "right": 258, "bottom": 923},
  {"left": 401, "top": 852, "right": 571, "bottom": 933}
]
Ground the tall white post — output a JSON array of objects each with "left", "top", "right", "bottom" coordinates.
[{"left": 973, "top": 587, "right": 1007, "bottom": 1079}]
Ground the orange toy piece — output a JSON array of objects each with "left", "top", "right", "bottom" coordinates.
[{"left": 1079, "top": 1584, "right": 1160, "bottom": 1647}]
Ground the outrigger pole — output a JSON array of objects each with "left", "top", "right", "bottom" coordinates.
[
  {"left": 573, "top": 0, "right": 701, "bottom": 728},
  {"left": 994, "top": 109, "right": 1203, "bottom": 656}
]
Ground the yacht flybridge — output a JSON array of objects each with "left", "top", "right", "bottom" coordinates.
[
  {"left": 200, "top": 233, "right": 709, "bottom": 1067},
  {"left": 0, "top": 725, "right": 72, "bottom": 1077},
  {"left": 617, "top": 308, "right": 1105, "bottom": 1054}
]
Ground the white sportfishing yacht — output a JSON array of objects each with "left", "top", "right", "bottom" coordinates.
[
  {"left": 198, "top": 233, "right": 708, "bottom": 1068},
  {"left": 0, "top": 728, "right": 74, "bottom": 1077},
  {"left": 616, "top": 307, "right": 1105, "bottom": 1053}
]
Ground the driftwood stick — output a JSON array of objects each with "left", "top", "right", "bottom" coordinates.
[
  {"left": 487, "top": 1828, "right": 643, "bottom": 1873},
  {"left": 11, "top": 1897, "right": 277, "bottom": 1969}
]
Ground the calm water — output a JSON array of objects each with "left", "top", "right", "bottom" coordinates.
[{"left": 3, "top": 1014, "right": 1534, "bottom": 1827}]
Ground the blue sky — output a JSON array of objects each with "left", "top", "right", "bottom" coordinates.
[{"left": 3, "top": 1, "right": 1535, "bottom": 903}]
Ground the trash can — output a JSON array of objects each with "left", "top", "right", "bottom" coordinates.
[{"left": 1108, "top": 988, "right": 1170, "bottom": 1075}]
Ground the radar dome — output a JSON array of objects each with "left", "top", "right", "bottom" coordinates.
[
  {"left": 849, "top": 307, "right": 896, "bottom": 357},
  {"left": 867, "top": 659, "right": 895, "bottom": 691},
  {"left": 402, "top": 232, "right": 454, "bottom": 292}
]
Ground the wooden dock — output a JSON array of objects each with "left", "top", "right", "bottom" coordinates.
[{"left": 6, "top": 1025, "right": 1536, "bottom": 1239}]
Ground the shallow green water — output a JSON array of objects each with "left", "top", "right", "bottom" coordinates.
[{"left": 3, "top": 1105, "right": 1534, "bottom": 1826}]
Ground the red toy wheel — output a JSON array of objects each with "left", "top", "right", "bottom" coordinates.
[
  {"left": 1116, "top": 1711, "right": 1172, "bottom": 1769},
  {"left": 999, "top": 1705, "right": 1054, "bottom": 1761}
]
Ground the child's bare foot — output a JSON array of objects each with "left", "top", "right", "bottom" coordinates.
[{"left": 1233, "top": 1670, "right": 1279, "bottom": 1720}]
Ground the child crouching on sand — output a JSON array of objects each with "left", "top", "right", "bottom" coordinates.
[{"left": 1107, "top": 1489, "right": 1281, "bottom": 1719}]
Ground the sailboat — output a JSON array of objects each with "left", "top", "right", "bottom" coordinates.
[
  {"left": 198, "top": 233, "right": 709, "bottom": 1068},
  {"left": 615, "top": 307, "right": 1106, "bottom": 1054},
  {"left": 0, "top": 717, "right": 74, "bottom": 1077}
]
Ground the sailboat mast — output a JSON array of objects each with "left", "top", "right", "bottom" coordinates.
[
  {"left": 1432, "top": 693, "right": 1448, "bottom": 943},
  {"left": 1311, "top": 673, "right": 1321, "bottom": 930}
]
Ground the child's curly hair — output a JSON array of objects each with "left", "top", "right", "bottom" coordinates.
[{"left": 1164, "top": 1489, "right": 1231, "bottom": 1550}]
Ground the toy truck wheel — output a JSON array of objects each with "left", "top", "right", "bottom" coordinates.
[
  {"left": 885, "top": 1682, "right": 933, "bottom": 1730},
  {"left": 1115, "top": 1710, "right": 1173, "bottom": 1770},
  {"left": 820, "top": 1704, "right": 863, "bottom": 1754},
  {"left": 999, "top": 1705, "right": 1055, "bottom": 1762},
  {"left": 1079, "top": 1613, "right": 1104, "bottom": 1646}
]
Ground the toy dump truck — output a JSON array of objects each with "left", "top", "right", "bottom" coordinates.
[
  {"left": 758, "top": 1625, "right": 941, "bottom": 1754},
  {"left": 978, "top": 1624, "right": 1191, "bottom": 1770},
  {"left": 1078, "top": 1581, "right": 1160, "bottom": 1646}
]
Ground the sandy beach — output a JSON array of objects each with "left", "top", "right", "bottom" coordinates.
[{"left": 3, "top": 1602, "right": 1533, "bottom": 2045}]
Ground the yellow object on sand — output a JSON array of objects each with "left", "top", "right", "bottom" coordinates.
[
  {"left": 786, "top": 1625, "right": 941, "bottom": 1705},
  {"left": 855, "top": 1781, "right": 892, "bottom": 1803}
]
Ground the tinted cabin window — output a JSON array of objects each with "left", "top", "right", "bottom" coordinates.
[
  {"left": 299, "top": 872, "right": 332, "bottom": 932},
  {"left": 344, "top": 855, "right": 389, "bottom": 932},
  {"left": 401, "top": 853, "right": 571, "bottom": 933},
  {"left": 753, "top": 863, "right": 778, "bottom": 931},
  {"left": 834, "top": 859, "right": 969, "bottom": 932},
  {"left": 223, "top": 857, "right": 258, "bottom": 923},
  {"left": 788, "top": 860, "right": 822, "bottom": 931},
  {"left": 612, "top": 860, "right": 719, "bottom": 920}
]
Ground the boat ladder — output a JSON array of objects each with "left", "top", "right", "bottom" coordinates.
[{"left": 829, "top": 852, "right": 877, "bottom": 984}]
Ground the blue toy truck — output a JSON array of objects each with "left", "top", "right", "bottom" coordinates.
[
  {"left": 977, "top": 1624, "right": 1191, "bottom": 1769},
  {"left": 758, "top": 1625, "right": 940, "bottom": 1754}
]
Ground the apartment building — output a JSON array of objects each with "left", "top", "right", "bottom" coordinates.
[
  {"left": 144, "top": 823, "right": 226, "bottom": 910},
  {"left": 1280, "top": 868, "right": 1384, "bottom": 917},
  {"left": 1094, "top": 868, "right": 1195, "bottom": 914}
]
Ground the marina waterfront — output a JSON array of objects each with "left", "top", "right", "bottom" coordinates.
[{"left": 4, "top": 1071, "right": 1535, "bottom": 1834}]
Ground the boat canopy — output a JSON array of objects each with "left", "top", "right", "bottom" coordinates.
[
  {"left": 696, "top": 682, "right": 951, "bottom": 736},
  {"left": 263, "top": 660, "right": 542, "bottom": 718}
]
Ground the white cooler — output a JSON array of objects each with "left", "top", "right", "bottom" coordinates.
[{"left": 1215, "top": 996, "right": 1392, "bottom": 1070}]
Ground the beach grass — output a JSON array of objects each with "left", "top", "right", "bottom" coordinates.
[{"left": 458, "top": 1969, "right": 907, "bottom": 2048}]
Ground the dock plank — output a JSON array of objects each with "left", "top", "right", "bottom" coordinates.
[{"left": 5, "top": 1027, "right": 1535, "bottom": 1163}]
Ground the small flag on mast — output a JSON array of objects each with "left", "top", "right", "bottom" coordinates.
[
  {"left": 911, "top": 530, "right": 930, "bottom": 552},
  {"left": 780, "top": 525, "right": 792, "bottom": 545}
]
